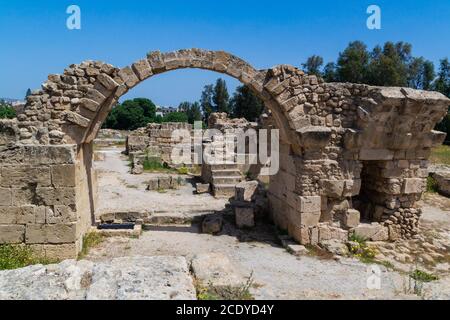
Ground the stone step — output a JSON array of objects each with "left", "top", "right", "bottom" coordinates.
[
  {"left": 212, "top": 175, "right": 242, "bottom": 185},
  {"left": 143, "top": 210, "right": 214, "bottom": 225},
  {"left": 211, "top": 169, "right": 242, "bottom": 177},
  {"left": 210, "top": 163, "right": 240, "bottom": 170},
  {"left": 213, "top": 184, "right": 237, "bottom": 198}
]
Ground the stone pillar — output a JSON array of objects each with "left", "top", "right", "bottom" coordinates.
[{"left": 0, "top": 144, "right": 92, "bottom": 260}]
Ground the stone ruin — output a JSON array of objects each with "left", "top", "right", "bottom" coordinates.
[
  {"left": 125, "top": 122, "right": 192, "bottom": 173},
  {"left": 0, "top": 48, "right": 449, "bottom": 259}
]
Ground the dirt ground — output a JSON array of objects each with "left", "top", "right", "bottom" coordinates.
[{"left": 87, "top": 146, "right": 450, "bottom": 300}]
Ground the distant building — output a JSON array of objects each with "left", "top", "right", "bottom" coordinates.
[{"left": 155, "top": 105, "right": 178, "bottom": 117}]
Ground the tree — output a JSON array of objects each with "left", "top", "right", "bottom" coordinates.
[
  {"left": 433, "top": 58, "right": 450, "bottom": 143},
  {"left": 407, "top": 57, "right": 435, "bottom": 90},
  {"left": 336, "top": 41, "right": 370, "bottom": 83},
  {"left": 178, "top": 101, "right": 202, "bottom": 124},
  {"left": 302, "top": 55, "right": 324, "bottom": 76},
  {"left": 230, "top": 85, "right": 264, "bottom": 121},
  {"left": 323, "top": 62, "right": 338, "bottom": 82},
  {"left": 103, "top": 98, "right": 156, "bottom": 130},
  {"left": 163, "top": 111, "right": 188, "bottom": 123},
  {"left": 25, "top": 88, "right": 32, "bottom": 100},
  {"left": 212, "top": 78, "right": 230, "bottom": 114},
  {"left": 200, "top": 84, "right": 214, "bottom": 121},
  {"left": 367, "top": 41, "right": 411, "bottom": 86},
  {"left": 0, "top": 103, "right": 16, "bottom": 119},
  {"left": 434, "top": 58, "right": 450, "bottom": 97}
]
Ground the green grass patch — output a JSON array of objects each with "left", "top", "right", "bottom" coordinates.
[
  {"left": 349, "top": 233, "right": 367, "bottom": 244},
  {"left": 348, "top": 234, "right": 377, "bottom": 262},
  {"left": 0, "top": 245, "right": 56, "bottom": 270},
  {"left": 177, "top": 166, "right": 189, "bottom": 175},
  {"left": 426, "top": 176, "right": 439, "bottom": 193},
  {"left": 78, "top": 232, "right": 104, "bottom": 260},
  {"left": 410, "top": 269, "right": 439, "bottom": 282},
  {"left": 430, "top": 145, "right": 450, "bottom": 165},
  {"left": 196, "top": 273, "right": 255, "bottom": 300}
]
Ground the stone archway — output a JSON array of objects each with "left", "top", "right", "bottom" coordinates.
[{"left": 1, "top": 48, "right": 449, "bottom": 259}]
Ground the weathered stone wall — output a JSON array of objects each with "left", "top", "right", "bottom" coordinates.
[
  {"left": 0, "top": 144, "right": 84, "bottom": 259},
  {"left": 1, "top": 48, "right": 449, "bottom": 258},
  {"left": 126, "top": 122, "right": 192, "bottom": 164}
]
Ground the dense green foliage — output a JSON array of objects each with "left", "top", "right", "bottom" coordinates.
[
  {"left": 179, "top": 101, "right": 202, "bottom": 124},
  {"left": 162, "top": 111, "right": 188, "bottom": 123},
  {"left": 230, "top": 85, "right": 264, "bottom": 121},
  {"left": 212, "top": 78, "right": 230, "bottom": 114},
  {"left": 0, "top": 103, "right": 16, "bottom": 119},
  {"left": 103, "top": 98, "right": 156, "bottom": 130},
  {"left": 200, "top": 84, "right": 214, "bottom": 122},
  {"left": 302, "top": 41, "right": 450, "bottom": 142}
]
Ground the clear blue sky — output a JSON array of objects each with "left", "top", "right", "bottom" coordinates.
[{"left": 0, "top": 0, "right": 449, "bottom": 106}]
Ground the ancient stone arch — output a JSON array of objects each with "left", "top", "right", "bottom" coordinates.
[{"left": 0, "top": 48, "right": 449, "bottom": 259}]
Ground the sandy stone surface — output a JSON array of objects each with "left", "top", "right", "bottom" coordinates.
[
  {"left": 94, "top": 147, "right": 227, "bottom": 217},
  {"left": 0, "top": 256, "right": 196, "bottom": 300}
]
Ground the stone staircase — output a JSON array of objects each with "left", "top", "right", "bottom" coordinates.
[
  {"left": 202, "top": 136, "right": 244, "bottom": 198},
  {"left": 211, "top": 165, "right": 243, "bottom": 198}
]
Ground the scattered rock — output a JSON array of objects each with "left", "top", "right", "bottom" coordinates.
[
  {"left": 235, "top": 181, "right": 259, "bottom": 202},
  {"left": 320, "top": 239, "right": 349, "bottom": 256},
  {"left": 190, "top": 253, "right": 249, "bottom": 288},
  {"left": 196, "top": 183, "right": 210, "bottom": 194},
  {"left": 202, "top": 214, "right": 223, "bottom": 234}
]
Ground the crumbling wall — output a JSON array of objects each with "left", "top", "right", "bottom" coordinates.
[{"left": 126, "top": 122, "right": 193, "bottom": 165}]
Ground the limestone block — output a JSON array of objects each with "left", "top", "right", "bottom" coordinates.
[
  {"left": 352, "top": 223, "right": 384, "bottom": 241},
  {"left": 146, "top": 178, "right": 159, "bottom": 191},
  {"left": 25, "top": 223, "right": 77, "bottom": 244},
  {"left": 1, "top": 166, "right": 51, "bottom": 188},
  {"left": 289, "top": 208, "right": 321, "bottom": 227},
  {"left": 322, "top": 180, "right": 345, "bottom": 198},
  {"left": 359, "top": 149, "right": 394, "bottom": 161},
  {"left": 235, "top": 206, "right": 255, "bottom": 228},
  {"left": 0, "top": 225, "right": 25, "bottom": 243},
  {"left": 235, "top": 180, "right": 258, "bottom": 202},
  {"left": 14, "top": 206, "right": 41, "bottom": 224},
  {"left": 132, "top": 59, "right": 153, "bottom": 80},
  {"left": 118, "top": 66, "right": 139, "bottom": 88},
  {"left": 402, "top": 178, "right": 425, "bottom": 194},
  {"left": 46, "top": 205, "right": 77, "bottom": 224},
  {"left": 147, "top": 51, "right": 166, "bottom": 73},
  {"left": 158, "top": 177, "right": 171, "bottom": 190},
  {"left": 43, "top": 243, "right": 79, "bottom": 260},
  {"left": 343, "top": 209, "right": 360, "bottom": 228},
  {"left": 371, "top": 227, "right": 389, "bottom": 241},
  {"left": 131, "top": 164, "right": 143, "bottom": 175},
  {"left": 196, "top": 183, "right": 210, "bottom": 194},
  {"left": 36, "top": 187, "right": 76, "bottom": 206},
  {"left": 0, "top": 188, "right": 12, "bottom": 205},
  {"left": 320, "top": 239, "right": 349, "bottom": 256},
  {"left": 65, "top": 111, "right": 90, "bottom": 128},
  {"left": 11, "top": 188, "right": 34, "bottom": 206},
  {"left": 97, "top": 73, "right": 120, "bottom": 91},
  {"left": 318, "top": 224, "right": 332, "bottom": 241},
  {"left": 0, "top": 207, "right": 19, "bottom": 224},
  {"left": 297, "top": 126, "right": 332, "bottom": 148},
  {"left": 288, "top": 224, "right": 310, "bottom": 245},
  {"left": 51, "top": 165, "right": 76, "bottom": 187},
  {"left": 298, "top": 196, "right": 321, "bottom": 213}
]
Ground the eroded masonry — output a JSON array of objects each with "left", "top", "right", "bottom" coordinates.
[{"left": 0, "top": 49, "right": 449, "bottom": 258}]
